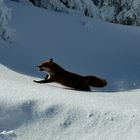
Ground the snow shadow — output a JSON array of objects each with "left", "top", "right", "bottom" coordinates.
[
  {"left": 0, "top": 43, "right": 140, "bottom": 92},
  {"left": 0, "top": 100, "right": 36, "bottom": 131}
]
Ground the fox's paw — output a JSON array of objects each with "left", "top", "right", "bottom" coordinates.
[{"left": 34, "top": 80, "right": 38, "bottom": 83}]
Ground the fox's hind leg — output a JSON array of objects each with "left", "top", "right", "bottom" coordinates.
[
  {"left": 82, "top": 86, "right": 91, "bottom": 91},
  {"left": 74, "top": 85, "right": 91, "bottom": 91},
  {"left": 76, "top": 87, "right": 91, "bottom": 91}
]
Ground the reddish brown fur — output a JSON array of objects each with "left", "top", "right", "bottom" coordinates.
[{"left": 34, "top": 58, "right": 107, "bottom": 91}]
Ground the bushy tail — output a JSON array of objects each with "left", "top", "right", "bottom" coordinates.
[{"left": 85, "top": 76, "right": 107, "bottom": 87}]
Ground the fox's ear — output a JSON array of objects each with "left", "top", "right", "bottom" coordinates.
[{"left": 49, "top": 58, "right": 53, "bottom": 64}]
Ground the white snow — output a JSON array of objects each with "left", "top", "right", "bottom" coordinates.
[
  {"left": 0, "top": 0, "right": 140, "bottom": 140},
  {"left": 30, "top": 0, "right": 140, "bottom": 25},
  {"left": 0, "top": 0, "right": 15, "bottom": 42},
  {"left": 0, "top": 130, "right": 16, "bottom": 140}
]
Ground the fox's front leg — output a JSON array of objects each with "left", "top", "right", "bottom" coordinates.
[
  {"left": 45, "top": 74, "right": 49, "bottom": 79},
  {"left": 34, "top": 74, "right": 53, "bottom": 83},
  {"left": 34, "top": 79, "right": 53, "bottom": 83}
]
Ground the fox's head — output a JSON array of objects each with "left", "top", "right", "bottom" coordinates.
[{"left": 37, "top": 58, "right": 53, "bottom": 71}]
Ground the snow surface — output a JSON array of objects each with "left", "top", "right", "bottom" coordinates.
[
  {"left": 0, "top": 1, "right": 140, "bottom": 140},
  {"left": 0, "top": 0, "right": 15, "bottom": 42},
  {"left": 0, "top": 130, "right": 16, "bottom": 140}
]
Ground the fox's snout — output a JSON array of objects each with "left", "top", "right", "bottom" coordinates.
[{"left": 37, "top": 65, "right": 44, "bottom": 71}]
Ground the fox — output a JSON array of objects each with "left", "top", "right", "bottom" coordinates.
[{"left": 34, "top": 58, "right": 107, "bottom": 91}]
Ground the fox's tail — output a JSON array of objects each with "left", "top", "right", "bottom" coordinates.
[{"left": 85, "top": 76, "right": 107, "bottom": 87}]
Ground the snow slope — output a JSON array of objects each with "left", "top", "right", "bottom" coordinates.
[
  {"left": 1, "top": 61, "right": 140, "bottom": 140},
  {"left": 1, "top": 64, "right": 140, "bottom": 140},
  {"left": 0, "top": 1, "right": 140, "bottom": 140}
]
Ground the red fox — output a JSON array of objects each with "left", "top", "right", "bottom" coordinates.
[{"left": 34, "top": 58, "right": 107, "bottom": 91}]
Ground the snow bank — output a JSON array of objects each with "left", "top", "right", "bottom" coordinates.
[{"left": 1, "top": 64, "right": 140, "bottom": 140}]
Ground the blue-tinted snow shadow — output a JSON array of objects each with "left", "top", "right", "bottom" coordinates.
[
  {"left": 0, "top": 100, "right": 36, "bottom": 131},
  {"left": 0, "top": 41, "right": 46, "bottom": 78}
]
